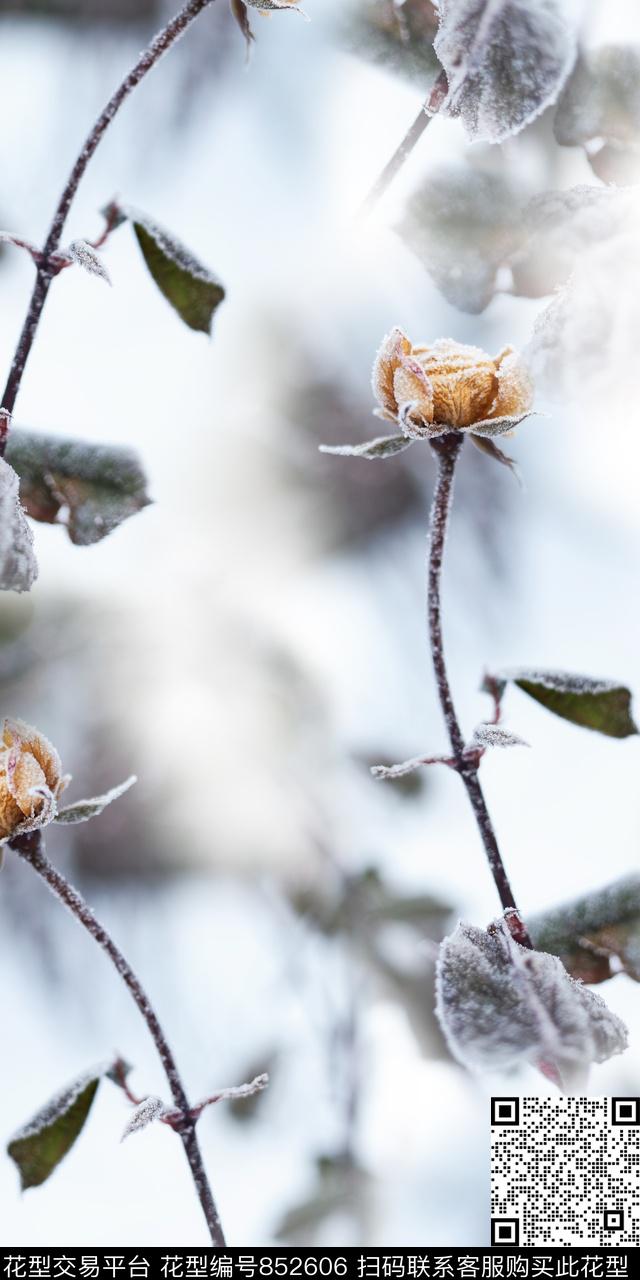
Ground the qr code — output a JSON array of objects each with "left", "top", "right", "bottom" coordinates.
[{"left": 491, "top": 1096, "right": 640, "bottom": 1246}]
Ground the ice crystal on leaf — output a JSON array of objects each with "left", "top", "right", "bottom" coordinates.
[
  {"left": 0, "top": 457, "right": 38, "bottom": 594},
  {"left": 434, "top": 0, "right": 577, "bottom": 143},
  {"left": 8, "top": 1070, "right": 103, "bottom": 1190},
  {"left": 55, "top": 776, "right": 137, "bottom": 826},
  {"left": 436, "top": 919, "right": 628, "bottom": 1089},
  {"left": 121, "top": 1096, "right": 166, "bottom": 1141},
  {"left": 63, "top": 240, "right": 112, "bottom": 285},
  {"left": 485, "top": 669, "right": 638, "bottom": 739}
]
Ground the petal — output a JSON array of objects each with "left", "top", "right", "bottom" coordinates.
[
  {"left": 393, "top": 355, "right": 435, "bottom": 427},
  {"left": 8, "top": 750, "right": 48, "bottom": 818},
  {"left": 0, "top": 785, "right": 24, "bottom": 841},
  {"left": 371, "top": 327, "right": 411, "bottom": 418},
  {"left": 2, "top": 717, "right": 63, "bottom": 797},
  {"left": 431, "top": 366, "right": 497, "bottom": 428},
  {"left": 487, "top": 350, "right": 534, "bottom": 419}
]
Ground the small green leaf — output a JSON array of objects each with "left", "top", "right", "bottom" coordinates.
[
  {"left": 8, "top": 1073, "right": 101, "bottom": 1190},
  {"left": 319, "top": 433, "right": 413, "bottom": 460},
  {"left": 6, "top": 429, "right": 151, "bottom": 547},
  {"left": 55, "top": 775, "right": 136, "bottom": 826},
  {"left": 491, "top": 668, "right": 638, "bottom": 738},
  {"left": 130, "top": 211, "right": 225, "bottom": 334}
]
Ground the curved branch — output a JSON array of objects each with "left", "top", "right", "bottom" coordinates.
[
  {"left": 427, "top": 434, "right": 532, "bottom": 949},
  {"left": 0, "top": 0, "right": 217, "bottom": 447},
  {"left": 11, "top": 831, "right": 225, "bottom": 1245}
]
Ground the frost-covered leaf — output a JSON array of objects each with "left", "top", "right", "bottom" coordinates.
[
  {"left": 470, "top": 434, "right": 518, "bottom": 475},
  {"left": 434, "top": 0, "right": 576, "bottom": 143},
  {"left": 396, "top": 165, "right": 524, "bottom": 313},
  {"left": 55, "top": 775, "right": 136, "bottom": 826},
  {"left": 469, "top": 411, "right": 532, "bottom": 437},
  {"left": 128, "top": 209, "right": 225, "bottom": 334},
  {"left": 510, "top": 185, "right": 635, "bottom": 298},
  {"left": 471, "top": 723, "right": 528, "bottom": 748},
  {"left": 230, "top": 0, "right": 255, "bottom": 51},
  {"left": 245, "top": 0, "right": 305, "bottom": 10},
  {"left": 436, "top": 919, "right": 628, "bottom": 1087},
  {"left": 489, "top": 669, "right": 638, "bottom": 738},
  {"left": 8, "top": 1071, "right": 102, "bottom": 1189},
  {"left": 529, "top": 876, "right": 640, "bottom": 985},
  {"left": 343, "top": 0, "right": 440, "bottom": 88},
  {"left": 319, "top": 433, "right": 413, "bottom": 460},
  {"left": 0, "top": 457, "right": 38, "bottom": 594},
  {"left": 554, "top": 46, "right": 640, "bottom": 183},
  {"left": 399, "top": 174, "right": 634, "bottom": 311},
  {"left": 6, "top": 429, "right": 151, "bottom": 547},
  {"left": 121, "top": 1096, "right": 165, "bottom": 1142},
  {"left": 63, "top": 240, "right": 111, "bottom": 285}
]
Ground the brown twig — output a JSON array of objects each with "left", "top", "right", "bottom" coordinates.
[
  {"left": 358, "top": 69, "right": 448, "bottom": 220},
  {"left": 0, "top": 0, "right": 217, "bottom": 453},
  {"left": 427, "top": 434, "right": 532, "bottom": 949},
  {"left": 10, "top": 831, "right": 225, "bottom": 1246}
]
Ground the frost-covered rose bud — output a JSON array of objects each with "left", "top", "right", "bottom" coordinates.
[
  {"left": 372, "top": 329, "right": 533, "bottom": 439},
  {"left": 0, "top": 718, "right": 67, "bottom": 843}
]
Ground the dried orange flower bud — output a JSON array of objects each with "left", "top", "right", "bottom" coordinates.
[
  {"left": 372, "top": 330, "right": 533, "bottom": 439},
  {"left": 0, "top": 718, "right": 67, "bottom": 844}
]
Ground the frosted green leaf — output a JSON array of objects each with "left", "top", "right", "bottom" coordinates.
[
  {"left": 8, "top": 1072, "right": 101, "bottom": 1190},
  {"left": 319, "top": 434, "right": 413, "bottom": 460},
  {"left": 130, "top": 212, "right": 225, "bottom": 334},
  {"left": 529, "top": 876, "right": 640, "bottom": 985},
  {"left": 6, "top": 429, "right": 151, "bottom": 547},
  {"left": 55, "top": 775, "right": 137, "bottom": 826},
  {"left": 486, "top": 669, "right": 638, "bottom": 738}
]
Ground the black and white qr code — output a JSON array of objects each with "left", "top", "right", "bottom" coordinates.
[{"left": 491, "top": 1096, "right": 640, "bottom": 1247}]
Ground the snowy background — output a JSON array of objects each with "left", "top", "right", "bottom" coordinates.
[{"left": 1, "top": 0, "right": 640, "bottom": 1248}]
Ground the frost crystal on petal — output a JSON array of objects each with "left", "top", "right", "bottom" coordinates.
[
  {"left": 435, "top": 0, "right": 577, "bottom": 143},
  {"left": 436, "top": 919, "right": 628, "bottom": 1088}
]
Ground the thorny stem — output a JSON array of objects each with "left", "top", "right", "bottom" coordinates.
[
  {"left": 0, "top": 0, "right": 216, "bottom": 453},
  {"left": 10, "top": 831, "right": 226, "bottom": 1246},
  {"left": 427, "top": 435, "right": 533, "bottom": 949},
  {"left": 358, "top": 70, "right": 449, "bottom": 220}
]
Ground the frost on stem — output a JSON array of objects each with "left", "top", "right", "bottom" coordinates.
[
  {"left": 436, "top": 918, "right": 628, "bottom": 1089},
  {"left": 434, "top": 0, "right": 577, "bottom": 143}
]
